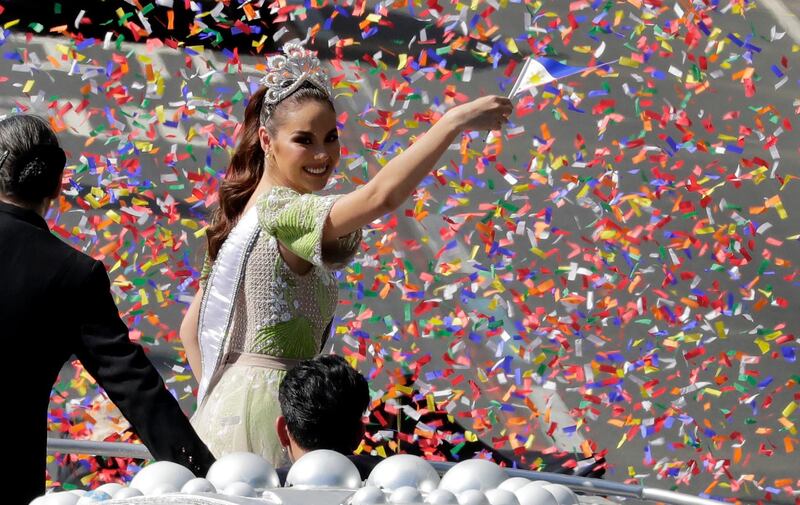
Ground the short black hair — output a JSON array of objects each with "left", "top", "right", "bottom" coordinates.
[
  {"left": 0, "top": 115, "right": 65, "bottom": 205},
  {"left": 279, "top": 355, "right": 369, "bottom": 454}
]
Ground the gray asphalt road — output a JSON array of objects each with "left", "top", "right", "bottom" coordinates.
[{"left": 2, "top": 1, "right": 798, "bottom": 502}]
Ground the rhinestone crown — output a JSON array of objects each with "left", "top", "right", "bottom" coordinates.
[{"left": 259, "top": 43, "right": 332, "bottom": 119}]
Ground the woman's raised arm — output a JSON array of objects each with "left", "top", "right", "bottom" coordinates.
[{"left": 323, "top": 95, "right": 512, "bottom": 243}]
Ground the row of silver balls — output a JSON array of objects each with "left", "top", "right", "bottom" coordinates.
[{"left": 32, "top": 450, "right": 582, "bottom": 505}]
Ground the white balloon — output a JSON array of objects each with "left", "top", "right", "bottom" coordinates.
[
  {"left": 206, "top": 452, "right": 280, "bottom": 491},
  {"left": 514, "top": 483, "right": 558, "bottom": 505},
  {"left": 426, "top": 489, "right": 459, "bottom": 505},
  {"left": 181, "top": 477, "right": 217, "bottom": 494},
  {"left": 498, "top": 478, "right": 530, "bottom": 493},
  {"left": 542, "top": 485, "right": 578, "bottom": 505},
  {"left": 351, "top": 485, "right": 388, "bottom": 505},
  {"left": 285, "top": 450, "right": 361, "bottom": 489},
  {"left": 130, "top": 461, "right": 195, "bottom": 495},
  {"left": 458, "top": 489, "right": 490, "bottom": 505},
  {"left": 111, "top": 488, "right": 143, "bottom": 499},
  {"left": 439, "top": 460, "right": 507, "bottom": 494},
  {"left": 367, "top": 454, "right": 441, "bottom": 492},
  {"left": 222, "top": 481, "right": 257, "bottom": 497},
  {"left": 389, "top": 486, "right": 423, "bottom": 504},
  {"left": 485, "top": 489, "right": 521, "bottom": 505}
]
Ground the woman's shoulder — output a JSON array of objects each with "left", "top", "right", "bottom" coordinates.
[
  {"left": 256, "top": 186, "right": 300, "bottom": 213},
  {"left": 256, "top": 186, "right": 342, "bottom": 221}
]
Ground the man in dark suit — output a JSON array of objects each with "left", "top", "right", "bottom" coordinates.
[
  {"left": 0, "top": 115, "right": 215, "bottom": 504},
  {"left": 275, "top": 354, "right": 378, "bottom": 483}
]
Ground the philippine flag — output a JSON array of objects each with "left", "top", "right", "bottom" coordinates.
[{"left": 509, "top": 57, "right": 615, "bottom": 97}]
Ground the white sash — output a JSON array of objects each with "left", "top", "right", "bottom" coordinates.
[{"left": 196, "top": 206, "right": 260, "bottom": 404}]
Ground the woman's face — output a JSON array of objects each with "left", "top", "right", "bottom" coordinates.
[{"left": 259, "top": 99, "right": 340, "bottom": 194}]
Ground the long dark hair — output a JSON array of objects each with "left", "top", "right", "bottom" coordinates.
[
  {"left": 0, "top": 115, "right": 64, "bottom": 205},
  {"left": 206, "top": 83, "right": 334, "bottom": 260}
]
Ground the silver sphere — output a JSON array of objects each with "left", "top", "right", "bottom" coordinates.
[
  {"left": 111, "top": 488, "right": 143, "bottom": 499},
  {"left": 389, "top": 486, "right": 423, "bottom": 504},
  {"left": 261, "top": 490, "right": 284, "bottom": 504},
  {"left": 514, "top": 483, "right": 558, "bottom": 505},
  {"left": 206, "top": 452, "right": 280, "bottom": 491},
  {"left": 181, "top": 477, "right": 217, "bottom": 494},
  {"left": 130, "top": 461, "right": 195, "bottom": 495},
  {"left": 367, "top": 454, "right": 441, "bottom": 492},
  {"left": 150, "top": 482, "right": 180, "bottom": 496},
  {"left": 542, "top": 485, "right": 578, "bottom": 505},
  {"left": 426, "top": 489, "right": 459, "bottom": 505},
  {"left": 222, "top": 482, "right": 257, "bottom": 497},
  {"left": 75, "top": 491, "right": 111, "bottom": 504},
  {"left": 32, "top": 492, "right": 79, "bottom": 505},
  {"left": 498, "top": 478, "right": 530, "bottom": 492},
  {"left": 485, "top": 489, "right": 521, "bottom": 505},
  {"left": 458, "top": 489, "right": 490, "bottom": 505},
  {"left": 285, "top": 450, "right": 361, "bottom": 489},
  {"left": 94, "top": 484, "right": 123, "bottom": 496},
  {"left": 439, "top": 460, "right": 507, "bottom": 493},
  {"left": 351, "top": 486, "right": 388, "bottom": 505}
]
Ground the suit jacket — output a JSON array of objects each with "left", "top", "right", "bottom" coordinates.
[{"left": 0, "top": 201, "right": 215, "bottom": 504}]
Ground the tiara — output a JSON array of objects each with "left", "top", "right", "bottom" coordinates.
[{"left": 259, "top": 43, "right": 332, "bottom": 114}]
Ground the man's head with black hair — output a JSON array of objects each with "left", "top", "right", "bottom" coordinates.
[{"left": 276, "top": 354, "right": 370, "bottom": 461}]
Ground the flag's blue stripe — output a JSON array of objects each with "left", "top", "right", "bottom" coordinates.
[{"left": 537, "top": 57, "right": 586, "bottom": 79}]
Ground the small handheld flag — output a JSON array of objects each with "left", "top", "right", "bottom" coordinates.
[
  {"left": 485, "top": 56, "right": 618, "bottom": 145},
  {"left": 508, "top": 56, "right": 618, "bottom": 97}
]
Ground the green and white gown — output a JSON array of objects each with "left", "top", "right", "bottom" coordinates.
[{"left": 191, "top": 186, "right": 361, "bottom": 465}]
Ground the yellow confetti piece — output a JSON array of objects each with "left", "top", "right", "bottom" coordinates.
[
  {"left": 23, "top": 80, "right": 35, "bottom": 93},
  {"left": 754, "top": 338, "right": 770, "bottom": 354},
  {"left": 506, "top": 38, "right": 519, "bottom": 54},
  {"left": 779, "top": 418, "right": 797, "bottom": 435}
]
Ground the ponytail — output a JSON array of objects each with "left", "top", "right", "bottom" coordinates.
[{"left": 206, "top": 87, "right": 267, "bottom": 260}]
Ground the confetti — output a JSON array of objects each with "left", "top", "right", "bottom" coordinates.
[{"left": 0, "top": 0, "right": 797, "bottom": 500}]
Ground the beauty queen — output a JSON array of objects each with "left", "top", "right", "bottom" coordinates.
[{"left": 180, "top": 42, "right": 512, "bottom": 465}]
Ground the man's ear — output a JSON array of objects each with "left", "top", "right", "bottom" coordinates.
[
  {"left": 258, "top": 126, "right": 272, "bottom": 152},
  {"left": 50, "top": 171, "right": 65, "bottom": 200},
  {"left": 275, "top": 415, "right": 291, "bottom": 447}
]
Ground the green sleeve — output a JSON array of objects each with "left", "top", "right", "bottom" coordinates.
[{"left": 258, "top": 186, "right": 361, "bottom": 269}]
